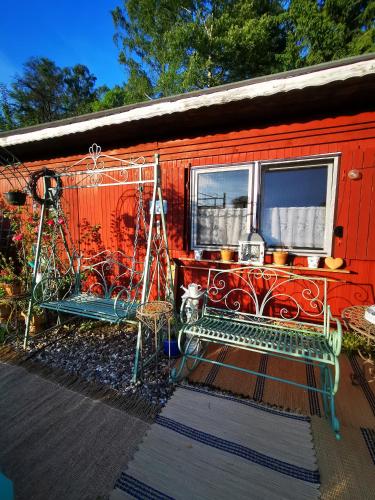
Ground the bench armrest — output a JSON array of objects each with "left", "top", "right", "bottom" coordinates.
[{"left": 327, "top": 307, "right": 342, "bottom": 356}]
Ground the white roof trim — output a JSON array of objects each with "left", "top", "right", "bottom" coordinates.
[{"left": 1, "top": 58, "right": 374, "bottom": 148}]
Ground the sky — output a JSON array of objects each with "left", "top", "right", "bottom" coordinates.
[{"left": 1, "top": 1, "right": 126, "bottom": 89}]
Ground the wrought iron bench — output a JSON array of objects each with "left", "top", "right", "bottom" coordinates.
[
  {"left": 172, "top": 265, "right": 342, "bottom": 438},
  {"left": 38, "top": 250, "right": 143, "bottom": 323}
]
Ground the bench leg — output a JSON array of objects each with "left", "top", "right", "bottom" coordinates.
[
  {"left": 132, "top": 322, "right": 143, "bottom": 383},
  {"left": 171, "top": 335, "right": 206, "bottom": 382},
  {"left": 320, "top": 365, "right": 340, "bottom": 440}
]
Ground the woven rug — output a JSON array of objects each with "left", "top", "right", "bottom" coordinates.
[
  {"left": 188, "top": 347, "right": 375, "bottom": 428},
  {"left": 0, "top": 361, "right": 150, "bottom": 500},
  {"left": 186, "top": 347, "right": 375, "bottom": 498},
  {"left": 111, "top": 384, "right": 320, "bottom": 500},
  {"left": 312, "top": 418, "right": 375, "bottom": 500}
]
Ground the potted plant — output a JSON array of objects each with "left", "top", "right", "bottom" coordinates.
[
  {"left": 21, "top": 306, "right": 46, "bottom": 335},
  {"left": 272, "top": 247, "right": 289, "bottom": 266},
  {"left": 0, "top": 255, "right": 22, "bottom": 296},
  {"left": 3, "top": 189, "right": 27, "bottom": 206},
  {"left": 0, "top": 286, "right": 10, "bottom": 320},
  {"left": 220, "top": 246, "right": 234, "bottom": 262}
]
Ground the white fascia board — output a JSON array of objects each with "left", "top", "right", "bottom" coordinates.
[{"left": 1, "top": 59, "right": 374, "bottom": 148}]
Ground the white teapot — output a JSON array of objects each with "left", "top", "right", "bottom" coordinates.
[{"left": 181, "top": 282, "right": 204, "bottom": 299}]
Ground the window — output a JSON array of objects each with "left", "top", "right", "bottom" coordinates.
[
  {"left": 191, "top": 155, "right": 339, "bottom": 255},
  {"left": 191, "top": 166, "right": 251, "bottom": 248}
]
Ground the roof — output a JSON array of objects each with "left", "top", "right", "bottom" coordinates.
[{"left": 1, "top": 54, "right": 375, "bottom": 156}]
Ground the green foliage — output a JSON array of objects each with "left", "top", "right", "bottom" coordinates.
[
  {"left": 342, "top": 330, "right": 374, "bottom": 355},
  {"left": 0, "top": 84, "right": 16, "bottom": 131},
  {"left": 77, "top": 320, "right": 98, "bottom": 333},
  {"left": 112, "top": 0, "right": 375, "bottom": 99},
  {"left": 62, "top": 64, "right": 107, "bottom": 116},
  {"left": 0, "top": 255, "right": 20, "bottom": 284},
  {"left": 2, "top": 2, "right": 374, "bottom": 125},
  {"left": 112, "top": 0, "right": 286, "bottom": 98},
  {"left": 280, "top": 0, "right": 375, "bottom": 69},
  {"left": 2, "top": 57, "right": 104, "bottom": 129},
  {"left": 91, "top": 69, "right": 153, "bottom": 111}
]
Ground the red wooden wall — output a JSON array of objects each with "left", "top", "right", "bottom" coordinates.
[{"left": 1, "top": 110, "right": 375, "bottom": 316}]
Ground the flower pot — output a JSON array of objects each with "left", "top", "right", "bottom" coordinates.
[
  {"left": 21, "top": 311, "right": 46, "bottom": 336},
  {"left": 30, "top": 317, "right": 45, "bottom": 335},
  {"left": 307, "top": 255, "right": 320, "bottom": 269},
  {"left": 272, "top": 251, "right": 288, "bottom": 266},
  {"left": 163, "top": 338, "right": 180, "bottom": 358},
  {"left": 0, "top": 302, "right": 10, "bottom": 320},
  {"left": 4, "top": 191, "right": 27, "bottom": 206},
  {"left": 4, "top": 283, "right": 22, "bottom": 297},
  {"left": 220, "top": 249, "right": 234, "bottom": 261}
]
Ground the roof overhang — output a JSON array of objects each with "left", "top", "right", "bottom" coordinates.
[{"left": 1, "top": 54, "right": 375, "bottom": 156}]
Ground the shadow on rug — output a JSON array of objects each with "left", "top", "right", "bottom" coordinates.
[{"left": 0, "top": 362, "right": 150, "bottom": 500}]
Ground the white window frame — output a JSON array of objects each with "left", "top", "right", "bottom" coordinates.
[
  {"left": 191, "top": 163, "right": 254, "bottom": 251},
  {"left": 190, "top": 154, "right": 340, "bottom": 255}
]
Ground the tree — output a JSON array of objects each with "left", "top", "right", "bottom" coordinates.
[
  {"left": 112, "top": 1, "right": 286, "bottom": 98},
  {"left": 9, "top": 58, "right": 65, "bottom": 126},
  {"left": 63, "top": 64, "right": 106, "bottom": 116},
  {"left": 4, "top": 57, "right": 102, "bottom": 129},
  {"left": 91, "top": 68, "right": 153, "bottom": 111},
  {"left": 281, "top": 0, "right": 375, "bottom": 69},
  {"left": 0, "top": 84, "right": 15, "bottom": 131},
  {"left": 112, "top": 0, "right": 375, "bottom": 99}
]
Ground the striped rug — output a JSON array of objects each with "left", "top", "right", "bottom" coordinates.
[
  {"left": 188, "top": 347, "right": 375, "bottom": 428},
  {"left": 111, "top": 385, "right": 320, "bottom": 500}
]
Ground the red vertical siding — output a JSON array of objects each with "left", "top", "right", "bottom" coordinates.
[{"left": 2, "top": 111, "right": 375, "bottom": 316}]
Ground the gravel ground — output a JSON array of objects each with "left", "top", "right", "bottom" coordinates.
[{"left": 9, "top": 320, "right": 176, "bottom": 407}]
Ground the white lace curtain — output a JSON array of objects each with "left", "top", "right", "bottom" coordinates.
[
  {"left": 197, "top": 206, "right": 325, "bottom": 248},
  {"left": 261, "top": 206, "right": 325, "bottom": 248},
  {"left": 197, "top": 208, "right": 248, "bottom": 246}
]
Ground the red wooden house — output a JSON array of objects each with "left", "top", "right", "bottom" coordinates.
[{"left": 1, "top": 54, "right": 375, "bottom": 316}]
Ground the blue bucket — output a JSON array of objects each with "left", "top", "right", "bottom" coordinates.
[{"left": 163, "top": 338, "right": 180, "bottom": 358}]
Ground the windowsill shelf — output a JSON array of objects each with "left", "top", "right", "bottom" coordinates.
[{"left": 174, "top": 257, "right": 352, "bottom": 274}]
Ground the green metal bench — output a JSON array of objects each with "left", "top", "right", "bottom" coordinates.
[
  {"left": 38, "top": 250, "right": 143, "bottom": 323},
  {"left": 172, "top": 265, "right": 342, "bottom": 439}
]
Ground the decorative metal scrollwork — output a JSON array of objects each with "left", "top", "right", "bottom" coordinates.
[
  {"left": 206, "top": 266, "right": 325, "bottom": 322},
  {"left": 58, "top": 143, "right": 150, "bottom": 190}
]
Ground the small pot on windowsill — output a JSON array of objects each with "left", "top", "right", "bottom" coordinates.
[
  {"left": 307, "top": 255, "right": 320, "bottom": 269},
  {"left": 272, "top": 250, "right": 289, "bottom": 266},
  {"left": 220, "top": 247, "right": 234, "bottom": 262}
]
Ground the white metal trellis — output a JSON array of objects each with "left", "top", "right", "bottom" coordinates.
[{"left": 24, "top": 144, "right": 174, "bottom": 381}]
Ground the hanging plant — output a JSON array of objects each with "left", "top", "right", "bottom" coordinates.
[{"left": 3, "top": 189, "right": 27, "bottom": 206}]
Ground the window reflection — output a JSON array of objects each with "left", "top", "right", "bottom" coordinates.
[
  {"left": 197, "top": 170, "right": 249, "bottom": 246},
  {"left": 260, "top": 166, "right": 328, "bottom": 250}
]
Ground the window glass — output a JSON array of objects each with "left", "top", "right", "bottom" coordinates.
[
  {"left": 260, "top": 166, "right": 328, "bottom": 249},
  {"left": 196, "top": 169, "right": 249, "bottom": 246}
]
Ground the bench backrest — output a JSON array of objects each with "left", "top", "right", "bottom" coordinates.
[
  {"left": 203, "top": 266, "right": 329, "bottom": 333},
  {"left": 76, "top": 249, "right": 143, "bottom": 303}
]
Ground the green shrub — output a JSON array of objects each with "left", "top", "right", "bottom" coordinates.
[{"left": 342, "top": 331, "right": 374, "bottom": 355}]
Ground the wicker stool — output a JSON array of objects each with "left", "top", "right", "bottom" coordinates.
[{"left": 136, "top": 301, "right": 173, "bottom": 383}]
